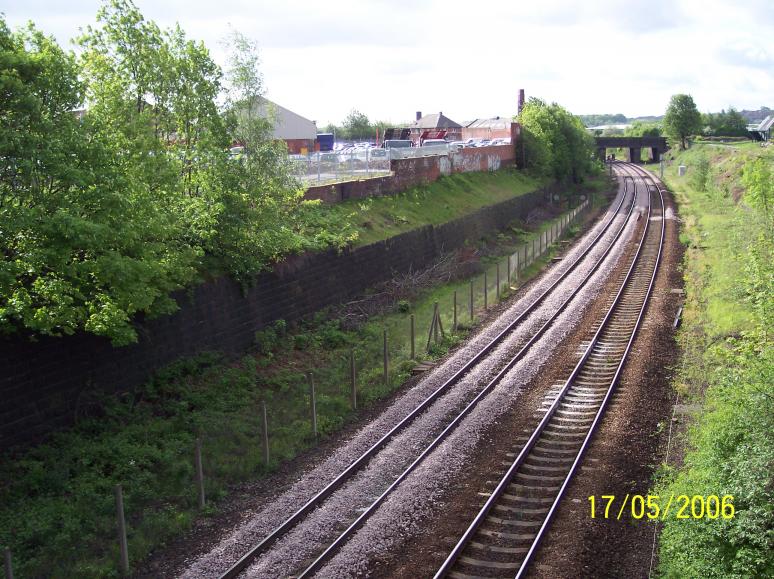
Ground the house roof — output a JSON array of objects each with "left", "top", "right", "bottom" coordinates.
[{"left": 411, "top": 112, "right": 461, "bottom": 129}]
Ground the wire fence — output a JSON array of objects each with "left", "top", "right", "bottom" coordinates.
[
  {"left": 291, "top": 149, "right": 391, "bottom": 185},
  {"left": 291, "top": 144, "right": 466, "bottom": 185}
]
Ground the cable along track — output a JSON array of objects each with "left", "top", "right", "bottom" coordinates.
[
  {"left": 216, "top": 173, "right": 635, "bottom": 579},
  {"left": 433, "top": 162, "right": 666, "bottom": 579}
]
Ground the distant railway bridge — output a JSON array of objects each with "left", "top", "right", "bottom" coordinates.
[{"left": 595, "top": 136, "right": 669, "bottom": 162}]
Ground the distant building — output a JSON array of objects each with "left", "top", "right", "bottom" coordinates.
[
  {"left": 750, "top": 115, "right": 773, "bottom": 141},
  {"left": 462, "top": 117, "right": 519, "bottom": 142},
  {"left": 410, "top": 111, "right": 462, "bottom": 144},
  {"left": 252, "top": 98, "right": 317, "bottom": 153}
]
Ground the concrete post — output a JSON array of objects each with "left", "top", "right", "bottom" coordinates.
[
  {"left": 261, "top": 401, "right": 269, "bottom": 465},
  {"left": 194, "top": 438, "right": 205, "bottom": 509},
  {"left": 383, "top": 330, "right": 389, "bottom": 385},
  {"left": 496, "top": 263, "right": 500, "bottom": 301},
  {"left": 350, "top": 349, "right": 357, "bottom": 410},
  {"left": 5, "top": 548, "right": 14, "bottom": 579},
  {"left": 469, "top": 280, "right": 474, "bottom": 321},
  {"left": 453, "top": 290, "right": 457, "bottom": 331},
  {"left": 115, "top": 485, "right": 129, "bottom": 575},
  {"left": 410, "top": 314, "right": 415, "bottom": 360},
  {"left": 483, "top": 272, "right": 488, "bottom": 310},
  {"left": 308, "top": 373, "right": 317, "bottom": 440}
]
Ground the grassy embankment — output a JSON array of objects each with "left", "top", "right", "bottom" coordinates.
[
  {"left": 649, "top": 142, "right": 773, "bottom": 578},
  {"left": 0, "top": 168, "right": 612, "bottom": 577}
]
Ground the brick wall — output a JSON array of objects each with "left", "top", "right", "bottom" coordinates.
[
  {"left": 0, "top": 187, "right": 548, "bottom": 450},
  {"left": 305, "top": 145, "right": 516, "bottom": 204}
]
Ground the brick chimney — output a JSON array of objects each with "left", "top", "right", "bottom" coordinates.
[
  {"left": 518, "top": 89, "right": 525, "bottom": 114},
  {"left": 416, "top": 111, "right": 422, "bottom": 121}
]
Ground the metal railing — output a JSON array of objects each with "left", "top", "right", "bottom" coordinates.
[{"left": 291, "top": 149, "right": 391, "bottom": 185}]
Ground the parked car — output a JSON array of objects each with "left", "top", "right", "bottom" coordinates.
[
  {"left": 421, "top": 139, "right": 448, "bottom": 147},
  {"left": 383, "top": 139, "right": 413, "bottom": 149}
]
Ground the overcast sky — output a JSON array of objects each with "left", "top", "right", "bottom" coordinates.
[{"left": 4, "top": 0, "right": 773, "bottom": 126}]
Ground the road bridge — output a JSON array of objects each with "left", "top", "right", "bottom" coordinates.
[{"left": 595, "top": 136, "right": 668, "bottom": 162}]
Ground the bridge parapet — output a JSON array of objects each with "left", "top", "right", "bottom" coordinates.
[
  {"left": 594, "top": 136, "right": 668, "bottom": 163},
  {"left": 594, "top": 136, "right": 668, "bottom": 149}
]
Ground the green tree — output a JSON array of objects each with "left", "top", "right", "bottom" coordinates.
[
  {"left": 624, "top": 120, "right": 661, "bottom": 137},
  {"left": 578, "top": 113, "right": 628, "bottom": 127},
  {"left": 663, "top": 94, "right": 702, "bottom": 149},
  {"left": 216, "top": 28, "right": 305, "bottom": 278},
  {"left": 1, "top": 14, "right": 201, "bottom": 345},
  {"left": 1, "top": 2, "right": 352, "bottom": 345},
  {"left": 703, "top": 107, "right": 748, "bottom": 137},
  {"left": 518, "top": 98, "right": 596, "bottom": 183},
  {"left": 341, "top": 109, "right": 372, "bottom": 141}
]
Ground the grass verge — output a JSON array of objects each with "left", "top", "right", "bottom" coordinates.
[
  {"left": 647, "top": 143, "right": 773, "bottom": 578},
  {"left": 315, "top": 168, "right": 547, "bottom": 247}
]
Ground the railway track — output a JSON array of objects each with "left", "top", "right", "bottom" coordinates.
[
  {"left": 208, "top": 167, "right": 640, "bottom": 579},
  {"left": 433, "top": 162, "right": 666, "bottom": 579}
]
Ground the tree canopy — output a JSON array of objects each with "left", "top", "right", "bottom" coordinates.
[
  {"left": 624, "top": 121, "right": 661, "bottom": 137},
  {"left": 518, "top": 98, "right": 597, "bottom": 184},
  {"left": 0, "top": 1, "right": 354, "bottom": 345},
  {"left": 578, "top": 113, "right": 628, "bottom": 127},
  {"left": 701, "top": 107, "right": 748, "bottom": 137},
  {"left": 663, "top": 94, "right": 702, "bottom": 149}
]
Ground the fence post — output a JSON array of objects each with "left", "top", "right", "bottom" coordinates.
[
  {"left": 308, "top": 372, "right": 317, "bottom": 440},
  {"left": 496, "top": 263, "right": 501, "bottom": 301},
  {"left": 261, "top": 401, "right": 270, "bottom": 466},
  {"left": 469, "top": 279, "right": 474, "bottom": 321},
  {"left": 410, "top": 314, "right": 415, "bottom": 360},
  {"left": 194, "top": 438, "right": 205, "bottom": 509},
  {"left": 483, "top": 271, "right": 488, "bottom": 310},
  {"left": 383, "top": 330, "right": 389, "bottom": 385},
  {"left": 432, "top": 302, "right": 439, "bottom": 344},
  {"left": 114, "top": 484, "right": 129, "bottom": 576},
  {"left": 453, "top": 290, "right": 458, "bottom": 331},
  {"left": 4, "top": 548, "right": 13, "bottom": 579},
  {"left": 350, "top": 349, "right": 357, "bottom": 410},
  {"left": 506, "top": 255, "right": 511, "bottom": 286},
  {"left": 426, "top": 305, "right": 437, "bottom": 352}
]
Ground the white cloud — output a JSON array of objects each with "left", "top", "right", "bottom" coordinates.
[{"left": 3, "top": 0, "right": 773, "bottom": 123}]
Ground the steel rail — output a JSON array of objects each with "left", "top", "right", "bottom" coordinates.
[
  {"left": 513, "top": 163, "right": 666, "bottom": 578},
  {"left": 434, "top": 163, "right": 665, "bottom": 579},
  {"left": 296, "top": 167, "right": 639, "bottom": 577},
  {"left": 219, "top": 178, "right": 632, "bottom": 579}
]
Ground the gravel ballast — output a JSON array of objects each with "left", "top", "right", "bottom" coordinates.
[{"left": 180, "top": 180, "right": 637, "bottom": 578}]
